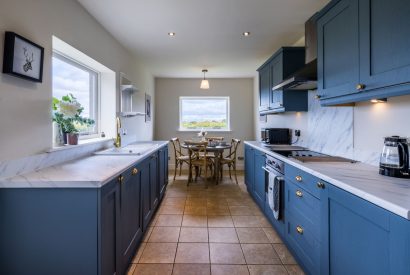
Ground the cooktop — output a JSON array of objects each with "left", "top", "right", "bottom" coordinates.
[{"left": 272, "top": 149, "right": 356, "bottom": 163}]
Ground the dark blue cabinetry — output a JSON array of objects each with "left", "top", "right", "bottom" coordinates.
[
  {"left": 158, "top": 147, "right": 169, "bottom": 200},
  {"left": 318, "top": 0, "right": 410, "bottom": 105},
  {"left": 253, "top": 150, "right": 266, "bottom": 210},
  {"left": 244, "top": 145, "right": 255, "bottom": 193}
]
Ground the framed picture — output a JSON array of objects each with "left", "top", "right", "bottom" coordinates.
[
  {"left": 145, "top": 93, "right": 151, "bottom": 122},
  {"left": 2, "top": 32, "right": 44, "bottom": 82}
]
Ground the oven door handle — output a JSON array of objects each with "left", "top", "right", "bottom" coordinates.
[{"left": 262, "top": 166, "right": 271, "bottom": 173}]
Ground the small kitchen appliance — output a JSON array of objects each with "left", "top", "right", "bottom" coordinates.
[
  {"left": 262, "top": 128, "right": 291, "bottom": 145},
  {"left": 379, "top": 136, "right": 410, "bottom": 178}
]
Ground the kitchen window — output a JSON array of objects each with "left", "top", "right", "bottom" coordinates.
[
  {"left": 52, "top": 52, "right": 99, "bottom": 136},
  {"left": 179, "top": 96, "right": 230, "bottom": 131}
]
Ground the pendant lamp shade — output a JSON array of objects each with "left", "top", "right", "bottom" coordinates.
[{"left": 200, "top": 69, "right": 210, "bottom": 89}]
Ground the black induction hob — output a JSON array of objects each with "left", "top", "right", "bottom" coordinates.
[{"left": 272, "top": 149, "right": 356, "bottom": 163}]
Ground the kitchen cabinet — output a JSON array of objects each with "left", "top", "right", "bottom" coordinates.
[
  {"left": 322, "top": 184, "right": 410, "bottom": 275},
  {"left": 158, "top": 146, "right": 168, "bottom": 200},
  {"left": 317, "top": 0, "right": 410, "bottom": 105},
  {"left": 257, "top": 47, "right": 308, "bottom": 114},
  {"left": 253, "top": 150, "right": 266, "bottom": 210},
  {"left": 244, "top": 144, "right": 255, "bottom": 193}
]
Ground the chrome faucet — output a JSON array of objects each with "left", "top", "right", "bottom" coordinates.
[{"left": 114, "top": 116, "right": 121, "bottom": 148}]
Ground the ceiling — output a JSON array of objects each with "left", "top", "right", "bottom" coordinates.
[{"left": 77, "top": 0, "right": 329, "bottom": 78}]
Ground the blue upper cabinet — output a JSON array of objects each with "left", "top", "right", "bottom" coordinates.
[
  {"left": 259, "top": 65, "right": 271, "bottom": 112},
  {"left": 317, "top": 0, "right": 360, "bottom": 101},
  {"left": 318, "top": 0, "right": 410, "bottom": 105}
]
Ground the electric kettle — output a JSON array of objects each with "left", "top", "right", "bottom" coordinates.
[{"left": 379, "top": 136, "right": 410, "bottom": 178}]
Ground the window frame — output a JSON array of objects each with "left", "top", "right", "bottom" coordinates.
[
  {"left": 179, "top": 96, "right": 231, "bottom": 132},
  {"left": 52, "top": 51, "right": 101, "bottom": 138}
]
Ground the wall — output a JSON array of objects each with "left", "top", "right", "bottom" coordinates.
[
  {"left": 0, "top": 0, "right": 153, "bottom": 162},
  {"left": 155, "top": 78, "right": 254, "bottom": 169},
  {"left": 257, "top": 89, "right": 410, "bottom": 166}
]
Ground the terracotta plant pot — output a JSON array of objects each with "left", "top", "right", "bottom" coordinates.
[{"left": 67, "top": 133, "right": 79, "bottom": 145}]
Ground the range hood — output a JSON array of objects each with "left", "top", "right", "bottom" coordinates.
[{"left": 273, "top": 14, "right": 318, "bottom": 91}]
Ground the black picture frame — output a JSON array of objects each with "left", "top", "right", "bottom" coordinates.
[
  {"left": 145, "top": 93, "right": 151, "bottom": 122},
  {"left": 2, "top": 32, "right": 44, "bottom": 83}
]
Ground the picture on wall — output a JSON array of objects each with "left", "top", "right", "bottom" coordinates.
[
  {"left": 145, "top": 93, "right": 151, "bottom": 122},
  {"left": 2, "top": 32, "right": 44, "bottom": 82}
]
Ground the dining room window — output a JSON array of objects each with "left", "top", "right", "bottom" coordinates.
[{"left": 179, "top": 96, "right": 230, "bottom": 131}]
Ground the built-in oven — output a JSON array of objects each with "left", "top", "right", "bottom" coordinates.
[{"left": 262, "top": 155, "right": 286, "bottom": 235}]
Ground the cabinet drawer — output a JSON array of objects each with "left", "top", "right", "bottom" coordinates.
[
  {"left": 285, "top": 211, "right": 321, "bottom": 275},
  {"left": 285, "top": 164, "right": 326, "bottom": 199},
  {"left": 285, "top": 181, "right": 320, "bottom": 238}
]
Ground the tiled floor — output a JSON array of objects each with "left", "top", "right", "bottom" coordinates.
[{"left": 127, "top": 171, "right": 305, "bottom": 275}]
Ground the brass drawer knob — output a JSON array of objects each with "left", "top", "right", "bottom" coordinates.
[
  {"left": 132, "top": 168, "right": 138, "bottom": 175},
  {"left": 296, "top": 225, "right": 304, "bottom": 235},
  {"left": 317, "top": 182, "right": 325, "bottom": 189},
  {"left": 118, "top": 175, "right": 124, "bottom": 184},
  {"left": 296, "top": 190, "right": 303, "bottom": 197},
  {"left": 295, "top": 175, "right": 302, "bottom": 182},
  {"left": 356, "top": 84, "right": 366, "bottom": 90}
]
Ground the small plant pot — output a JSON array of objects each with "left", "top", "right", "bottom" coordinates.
[{"left": 67, "top": 133, "right": 79, "bottom": 145}]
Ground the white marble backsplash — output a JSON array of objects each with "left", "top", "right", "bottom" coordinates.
[{"left": 0, "top": 139, "right": 113, "bottom": 180}]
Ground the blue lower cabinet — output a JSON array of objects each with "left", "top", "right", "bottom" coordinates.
[
  {"left": 253, "top": 150, "right": 266, "bottom": 210},
  {"left": 158, "top": 146, "right": 169, "bottom": 200},
  {"left": 244, "top": 145, "right": 255, "bottom": 192}
]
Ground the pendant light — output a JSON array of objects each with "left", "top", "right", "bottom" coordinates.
[{"left": 200, "top": 69, "right": 210, "bottom": 89}]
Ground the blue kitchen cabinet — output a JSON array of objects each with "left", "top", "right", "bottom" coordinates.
[
  {"left": 259, "top": 64, "right": 271, "bottom": 112},
  {"left": 150, "top": 153, "right": 159, "bottom": 211},
  {"left": 318, "top": 0, "right": 410, "bottom": 105},
  {"left": 142, "top": 152, "right": 160, "bottom": 230},
  {"left": 253, "top": 150, "right": 266, "bottom": 210},
  {"left": 158, "top": 146, "right": 169, "bottom": 200},
  {"left": 322, "top": 184, "right": 410, "bottom": 275},
  {"left": 244, "top": 145, "right": 255, "bottom": 193}
]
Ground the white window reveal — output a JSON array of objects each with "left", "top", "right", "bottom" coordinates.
[
  {"left": 52, "top": 52, "right": 99, "bottom": 136},
  {"left": 179, "top": 97, "right": 230, "bottom": 131}
]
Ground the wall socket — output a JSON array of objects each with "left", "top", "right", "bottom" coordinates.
[
  {"left": 295, "top": 130, "right": 301, "bottom": 137},
  {"left": 238, "top": 156, "right": 244, "bottom": 161}
]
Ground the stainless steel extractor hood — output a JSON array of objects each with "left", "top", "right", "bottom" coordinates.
[{"left": 273, "top": 14, "right": 318, "bottom": 91}]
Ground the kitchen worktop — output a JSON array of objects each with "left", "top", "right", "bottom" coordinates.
[
  {"left": 0, "top": 141, "right": 168, "bottom": 189},
  {"left": 245, "top": 141, "right": 410, "bottom": 220}
]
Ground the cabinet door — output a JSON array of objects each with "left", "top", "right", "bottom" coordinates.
[
  {"left": 253, "top": 151, "right": 266, "bottom": 210},
  {"left": 120, "top": 167, "right": 142, "bottom": 274},
  {"left": 141, "top": 159, "right": 152, "bottom": 230},
  {"left": 100, "top": 179, "right": 121, "bottom": 275},
  {"left": 244, "top": 145, "right": 255, "bottom": 193},
  {"left": 317, "top": 0, "right": 359, "bottom": 99},
  {"left": 259, "top": 65, "right": 271, "bottom": 111},
  {"left": 359, "top": 0, "right": 410, "bottom": 91},
  {"left": 158, "top": 146, "right": 168, "bottom": 200},
  {"left": 149, "top": 153, "right": 159, "bottom": 211}
]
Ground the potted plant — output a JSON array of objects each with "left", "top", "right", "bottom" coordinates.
[{"left": 52, "top": 94, "right": 95, "bottom": 145}]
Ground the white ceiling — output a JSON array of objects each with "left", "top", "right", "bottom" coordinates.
[{"left": 77, "top": 0, "right": 329, "bottom": 78}]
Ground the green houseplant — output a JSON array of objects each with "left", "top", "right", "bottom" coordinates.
[{"left": 52, "top": 94, "right": 95, "bottom": 145}]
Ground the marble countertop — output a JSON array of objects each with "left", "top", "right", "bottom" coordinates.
[
  {"left": 0, "top": 141, "right": 168, "bottom": 189},
  {"left": 245, "top": 141, "right": 410, "bottom": 220}
]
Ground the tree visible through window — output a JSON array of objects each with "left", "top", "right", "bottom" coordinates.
[{"left": 179, "top": 97, "right": 230, "bottom": 130}]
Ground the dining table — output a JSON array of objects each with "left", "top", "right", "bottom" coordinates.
[{"left": 181, "top": 142, "right": 232, "bottom": 185}]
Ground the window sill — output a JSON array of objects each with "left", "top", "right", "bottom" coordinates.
[
  {"left": 48, "top": 137, "right": 113, "bottom": 153},
  {"left": 177, "top": 129, "right": 232, "bottom": 133}
]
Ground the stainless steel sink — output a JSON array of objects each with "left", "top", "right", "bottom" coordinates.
[{"left": 95, "top": 143, "right": 158, "bottom": 156}]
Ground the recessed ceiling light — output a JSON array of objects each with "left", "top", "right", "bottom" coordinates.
[
  {"left": 168, "top": 32, "right": 176, "bottom": 37},
  {"left": 242, "top": 32, "right": 251, "bottom": 37}
]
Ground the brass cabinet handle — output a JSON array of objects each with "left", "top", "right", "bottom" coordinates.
[
  {"left": 356, "top": 84, "right": 366, "bottom": 90},
  {"left": 295, "top": 190, "right": 303, "bottom": 197},
  {"left": 295, "top": 175, "right": 302, "bottom": 182},
  {"left": 317, "top": 182, "right": 325, "bottom": 189},
  {"left": 118, "top": 175, "right": 124, "bottom": 184},
  {"left": 296, "top": 225, "right": 304, "bottom": 235},
  {"left": 132, "top": 168, "right": 138, "bottom": 175}
]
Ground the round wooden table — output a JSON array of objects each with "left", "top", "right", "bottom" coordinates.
[{"left": 181, "top": 143, "right": 232, "bottom": 184}]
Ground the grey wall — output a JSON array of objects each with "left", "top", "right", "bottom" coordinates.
[
  {"left": 155, "top": 78, "right": 255, "bottom": 169},
  {"left": 0, "top": 0, "right": 154, "bottom": 162}
]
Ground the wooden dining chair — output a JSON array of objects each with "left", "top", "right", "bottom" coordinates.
[
  {"left": 170, "top": 138, "right": 190, "bottom": 181},
  {"left": 205, "top": 136, "right": 224, "bottom": 141},
  {"left": 219, "top": 139, "right": 241, "bottom": 184},
  {"left": 184, "top": 140, "right": 214, "bottom": 188}
]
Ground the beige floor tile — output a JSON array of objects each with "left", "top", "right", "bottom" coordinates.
[
  {"left": 285, "top": 264, "right": 305, "bottom": 275},
  {"left": 133, "top": 264, "right": 173, "bottom": 275},
  {"left": 241, "top": 244, "right": 281, "bottom": 265},
  {"left": 175, "top": 243, "right": 210, "bottom": 263},
  {"left": 172, "top": 263, "right": 211, "bottom": 275},
  {"left": 258, "top": 216, "right": 272, "bottom": 227},
  {"left": 142, "top": 227, "right": 154, "bottom": 242},
  {"left": 211, "top": 264, "right": 250, "bottom": 275},
  {"left": 159, "top": 204, "right": 185, "bottom": 214},
  {"left": 273, "top": 244, "right": 297, "bottom": 264},
  {"left": 207, "top": 207, "right": 231, "bottom": 215},
  {"left": 182, "top": 215, "right": 208, "bottom": 227},
  {"left": 232, "top": 216, "right": 262, "bottom": 227},
  {"left": 184, "top": 205, "right": 207, "bottom": 215},
  {"left": 132, "top": 242, "right": 146, "bottom": 263},
  {"left": 179, "top": 227, "right": 209, "bottom": 242},
  {"left": 229, "top": 205, "right": 254, "bottom": 215},
  {"left": 148, "top": 226, "right": 180, "bottom": 242},
  {"left": 236, "top": 227, "right": 270, "bottom": 243},
  {"left": 262, "top": 227, "right": 283, "bottom": 244},
  {"left": 127, "top": 264, "right": 136, "bottom": 275},
  {"left": 247, "top": 265, "right": 288, "bottom": 275},
  {"left": 155, "top": 214, "right": 183, "bottom": 226},
  {"left": 166, "top": 190, "right": 188, "bottom": 198},
  {"left": 209, "top": 227, "right": 239, "bottom": 243},
  {"left": 163, "top": 197, "right": 186, "bottom": 206},
  {"left": 209, "top": 243, "right": 246, "bottom": 264},
  {"left": 186, "top": 198, "right": 207, "bottom": 205},
  {"left": 139, "top": 243, "right": 177, "bottom": 263},
  {"left": 207, "top": 215, "right": 234, "bottom": 227}
]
